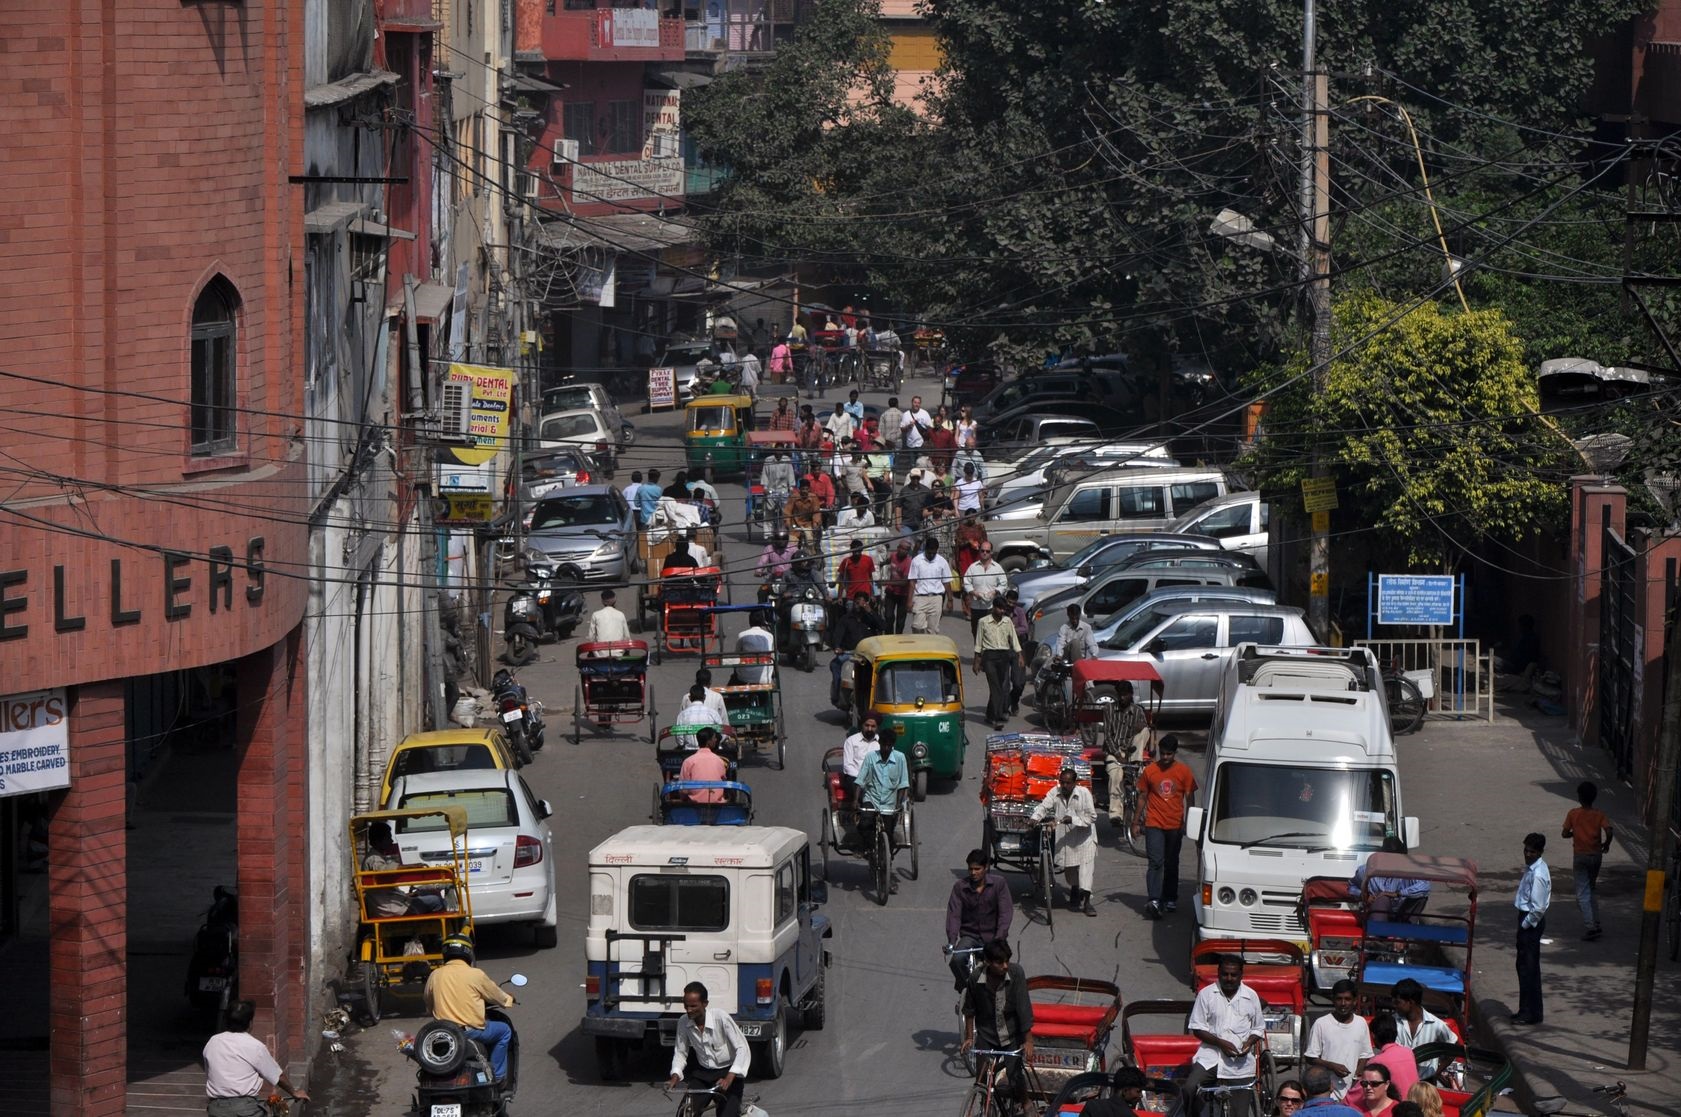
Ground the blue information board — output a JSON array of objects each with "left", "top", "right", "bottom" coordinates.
[{"left": 1376, "top": 574, "right": 1457, "bottom": 626}]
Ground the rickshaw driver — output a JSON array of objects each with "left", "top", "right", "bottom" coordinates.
[
  {"left": 1078, "top": 1066, "right": 1148, "bottom": 1117},
  {"left": 959, "top": 939, "right": 1035, "bottom": 1110},
  {"left": 424, "top": 934, "right": 517, "bottom": 1083},
  {"left": 1104, "top": 681, "right": 1150, "bottom": 826},
  {"left": 945, "top": 848, "right": 1013, "bottom": 991},
  {"left": 1180, "top": 955, "right": 1266, "bottom": 1117},
  {"left": 730, "top": 610, "right": 776, "bottom": 685},
  {"left": 667, "top": 981, "right": 751, "bottom": 1117},
  {"left": 854, "top": 728, "right": 909, "bottom": 890},
  {"left": 786, "top": 479, "right": 825, "bottom": 553}
]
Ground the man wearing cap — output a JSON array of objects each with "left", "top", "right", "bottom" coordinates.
[
  {"left": 908, "top": 537, "right": 953, "bottom": 635},
  {"left": 973, "top": 594, "right": 1026, "bottom": 730}
]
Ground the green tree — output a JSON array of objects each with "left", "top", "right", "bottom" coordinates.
[{"left": 1244, "top": 291, "right": 1572, "bottom": 566}]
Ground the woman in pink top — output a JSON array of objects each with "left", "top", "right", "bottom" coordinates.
[
  {"left": 769, "top": 341, "right": 793, "bottom": 383},
  {"left": 1352, "top": 1015, "right": 1418, "bottom": 1112}
]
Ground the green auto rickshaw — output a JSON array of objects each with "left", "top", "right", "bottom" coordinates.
[
  {"left": 850, "top": 634, "right": 968, "bottom": 801},
  {"left": 684, "top": 394, "right": 755, "bottom": 479}
]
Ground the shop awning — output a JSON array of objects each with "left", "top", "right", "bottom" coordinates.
[
  {"left": 506, "top": 72, "right": 568, "bottom": 95},
  {"left": 351, "top": 216, "right": 417, "bottom": 241},
  {"left": 411, "top": 282, "right": 455, "bottom": 324},
  {"left": 537, "top": 213, "right": 701, "bottom": 256},
  {"left": 305, "top": 70, "right": 400, "bottom": 110}
]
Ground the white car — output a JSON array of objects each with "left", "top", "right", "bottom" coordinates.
[
  {"left": 989, "top": 440, "right": 1177, "bottom": 513},
  {"left": 385, "top": 769, "right": 559, "bottom": 948},
  {"left": 1169, "top": 491, "right": 1270, "bottom": 568},
  {"left": 537, "top": 406, "right": 618, "bottom": 474}
]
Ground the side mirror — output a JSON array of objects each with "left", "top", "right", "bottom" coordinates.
[
  {"left": 1076, "top": 563, "right": 1094, "bottom": 577},
  {"left": 809, "top": 880, "right": 829, "bottom": 905},
  {"left": 1185, "top": 806, "right": 1205, "bottom": 841},
  {"left": 538, "top": 799, "right": 554, "bottom": 819},
  {"left": 1403, "top": 816, "right": 1420, "bottom": 850},
  {"left": 1146, "top": 638, "right": 1166, "bottom": 657},
  {"left": 509, "top": 973, "right": 529, "bottom": 988}
]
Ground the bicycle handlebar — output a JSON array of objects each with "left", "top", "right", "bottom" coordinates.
[{"left": 970, "top": 1048, "right": 1024, "bottom": 1058}]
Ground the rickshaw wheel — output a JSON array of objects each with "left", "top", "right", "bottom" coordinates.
[
  {"left": 981, "top": 819, "right": 999, "bottom": 865},
  {"left": 818, "top": 809, "right": 833, "bottom": 882},
  {"left": 360, "top": 963, "right": 383, "bottom": 1025},
  {"left": 1037, "top": 840, "right": 1056, "bottom": 927},
  {"left": 646, "top": 685, "right": 657, "bottom": 744},
  {"left": 572, "top": 684, "right": 584, "bottom": 745},
  {"left": 908, "top": 808, "right": 919, "bottom": 880},
  {"left": 774, "top": 729, "right": 786, "bottom": 771},
  {"left": 911, "top": 769, "right": 928, "bottom": 803},
  {"left": 872, "top": 824, "right": 891, "bottom": 906},
  {"left": 651, "top": 785, "right": 662, "bottom": 823}
]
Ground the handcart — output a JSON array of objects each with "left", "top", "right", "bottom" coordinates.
[
  {"left": 818, "top": 746, "right": 917, "bottom": 906},
  {"left": 1121, "top": 999, "right": 1278, "bottom": 1114},
  {"left": 1190, "top": 939, "right": 1307, "bottom": 1064},
  {"left": 654, "top": 780, "right": 754, "bottom": 826},
  {"left": 1024, "top": 975, "right": 1123, "bottom": 1100},
  {"left": 743, "top": 430, "right": 798, "bottom": 542},
  {"left": 571, "top": 640, "right": 655, "bottom": 745},
  {"left": 979, "top": 732, "right": 1091, "bottom": 927},
  {"left": 654, "top": 565, "right": 724, "bottom": 664},
  {"left": 348, "top": 807, "right": 474, "bottom": 1025}
]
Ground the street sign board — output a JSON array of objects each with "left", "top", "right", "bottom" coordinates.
[
  {"left": 1301, "top": 476, "right": 1338, "bottom": 513},
  {"left": 648, "top": 366, "right": 677, "bottom": 411},
  {"left": 1376, "top": 574, "right": 1456, "bottom": 626}
]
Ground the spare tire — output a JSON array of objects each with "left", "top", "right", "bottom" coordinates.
[{"left": 414, "top": 1019, "right": 468, "bottom": 1076}]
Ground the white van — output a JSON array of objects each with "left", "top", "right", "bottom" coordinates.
[
  {"left": 1185, "top": 645, "right": 1419, "bottom": 944},
  {"left": 581, "top": 826, "right": 830, "bottom": 1081}
]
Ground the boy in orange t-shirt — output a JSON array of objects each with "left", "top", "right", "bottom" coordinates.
[
  {"left": 1561, "top": 779, "right": 1613, "bottom": 941},
  {"left": 1133, "top": 735, "right": 1198, "bottom": 919}
]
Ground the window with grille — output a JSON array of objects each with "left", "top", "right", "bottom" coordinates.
[
  {"left": 190, "top": 278, "right": 239, "bottom": 456},
  {"left": 607, "top": 100, "right": 638, "bottom": 154},
  {"left": 563, "top": 101, "right": 596, "bottom": 155}
]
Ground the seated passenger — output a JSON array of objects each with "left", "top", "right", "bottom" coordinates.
[
  {"left": 362, "top": 821, "right": 447, "bottom": 916},
  {"left": 678, "top": 728, "right": 730, "bottom": 804},
  {"left": 1349, "top": 837, "right": 1430, "bottom": 921}
]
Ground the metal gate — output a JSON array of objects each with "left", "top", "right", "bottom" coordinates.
[{"left": 1599, "top": 525, "right": 1638, "bottom": 780}]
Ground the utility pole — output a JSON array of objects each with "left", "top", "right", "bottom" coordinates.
[
  {"left": 1629, "top": 603, "right": 1680, "bottom": 1068},
  {"left": 1300, "top": 0, "right": 1333, "bottom": 639}
]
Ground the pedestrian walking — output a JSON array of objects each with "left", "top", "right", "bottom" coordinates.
[
  {"left": 962, "top": 543, "right": 1008, "bottom": 640},
  {"left": 1101, "top": 681, "right": 1148, "bottom": 825},
  {"left": 1135, "top": 735, "right": 1196, "bottom": 918},
  {"left": 973, "top": 594, "right": 1024, "bottom": 730},
  {"left": 1030, "top": 765, "right": 1099, "bottom": 915},
  {"left": 1561, "top": 780, "right": 1612, "bottom": 940},
  {"left": 907, "top": 537, "right": 952, "bottom": 634},
  {"left": 1004, "top": 589, "right": 1031, "bottom": 714},
  {"left": 880, "top": 396, "right": 903, "bottom": 466},
  {"left": 881, "top": 539, "right": 913, "bottom": 634},
  {"left": 1511, "top": 832, "right": 1550, "bottom": 1025}
]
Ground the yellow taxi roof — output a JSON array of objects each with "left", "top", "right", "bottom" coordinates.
[
  {"left": 393, "top": 728, "right": 504, "bottom": 748},
  {"left": 855, "top": 634, "right": 961, "bottom": 660},
  {"left": 686, "top": 394, "right": 753, "bottom": 408}
]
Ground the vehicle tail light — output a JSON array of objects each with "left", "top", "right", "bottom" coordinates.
[
  {"left": 499, "top": 697, "right": 521, "bottom": 713},
  {"left": 755, "top": 978, "right": 774, "bottom": 1005},
  {"left": 584, "top": 974, "right": 600, "bottom": 1001},
  {"left": 514, "top": 835, "right": 543, "bottom": 867},
  {"left": 577, "top": 470, "right": 591, "bottom": 484},
  {"left": 595, "top": 440, "right": 610, "bottom": 454}
]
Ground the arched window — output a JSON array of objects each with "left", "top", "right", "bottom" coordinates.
[{"left": 190, "top": 278, "right": 239, "bottom": 456}]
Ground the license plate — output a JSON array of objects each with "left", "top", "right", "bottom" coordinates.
[
  {"left": 1030, "top": 1048, "right": 1091, "bottom": 1070},
  {"left": 431, "top": 1105, "right": 463, "bottom": 1117},
  {"left": 197, "top": 976, "right": 227, "bottom": 992},
  {"left": 467, "top": 859, "right": 484, "bottom": 873},
  {"left": 501, "top": 710, "right": 523, "bottom": 723}
]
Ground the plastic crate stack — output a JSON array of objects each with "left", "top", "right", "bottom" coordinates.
[{"left": 983, "top": 732, "right": 1093, "bottom": 824}]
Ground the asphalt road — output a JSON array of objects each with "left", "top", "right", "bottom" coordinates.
[{"left": 312, "top": 376, "right": 1204, "bottom": 1116}]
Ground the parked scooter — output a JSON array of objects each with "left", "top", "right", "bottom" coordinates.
[
  {"left": 184, "top": 884, "right": 239, "bottom": 1026},
  {"left": 491, "top": 668, "right": 544, "bottom": 763},
  {"left": 404, "top": 972, "right": 527, "bottom": 1117},
  {"left": 503, "top": 554, "right": 585, "bottom": 667}
]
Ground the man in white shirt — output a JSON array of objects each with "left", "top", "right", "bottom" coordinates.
[
  {"left": 731, "top": 610, "right": 776, "bottom": 685},
  {"left": 907, "top": 536, "right": 953, "bottom": 634},
  {"left": 667, "top": 981, "right": 751, "bottom": 1117},
  {"left": 825, "top": 402, "right": 856, "bottom": 443},
  {"left": 586, "top": 589, "right": 630, "bottom": 644},
  {"left": 683, "top": 527, "right": 711, "bottom": 568},
  {"left": 622, "top": 471, "right": 643, "bottom": 513},
  {"left": 899, "top": 394, "right": 932, "bottom": 453},
  {"left": 203, "top": 1000, "right": 308, "bottom": 1116},
  {"left": 835, "top": 490, "right": 876, "bottom": 529},
  {"left": 694, "top": 668, "right": 730, "bottom": 724},
  {"left": 1183, "top": 955, "right": 1266, "bottom": 1117},
  {"left": 1052, "top": 603, "right": 1101, "bottom": 664},
  {"left": 1513, "top": 832, "right": 1552, "bottom": 1025},
  {"left": 675, "top": 685, "right": 724, "bottom": 751},
  {"left": 840, "top": 716, "right": 882, "bottom": 787},
  {"left": 1305, "top": 979, "right": 1372, "bottom": 1098},
  {"left": 962, "top": 543, "right": 1008, "bottom": 640},
  {"left": 955, "top": 462, "right": 986, "bottom": 515},
  {"left": 880, "top": 397, "right": 904, "bottom": 455}
]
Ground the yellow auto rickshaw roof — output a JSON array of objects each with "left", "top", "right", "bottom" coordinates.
[
  {"left": 393, "top": 728, "right": 504, "bottom": 748},
  {"left": 686, "top": 394, "right": 753, "bottom": 408},
  {"left": 854, "top": 634, "right": 962, "bottom": 661},
  {"left": 349, "top": 806, "right": 471, "bottom": 839}
]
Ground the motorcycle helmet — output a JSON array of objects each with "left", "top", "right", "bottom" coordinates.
[
  {"left": 441, "top": 933, "right": 476, "bottom": 965},
  {"left": 773, "top": 529, "right": 790, "bottom": 546}
]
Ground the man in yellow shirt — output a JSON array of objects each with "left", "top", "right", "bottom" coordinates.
[{"left": 424, "top": 935, "right": 516, "bottom": 1080}]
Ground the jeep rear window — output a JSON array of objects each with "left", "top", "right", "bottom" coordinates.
[{"left": 629, "top": 874, "right": 730, "bottom": 932}]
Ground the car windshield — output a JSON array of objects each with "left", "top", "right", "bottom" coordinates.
[
  {"left": 876, "top": 662, "right": 958, "bottom": 704},
  {"left": 543, "top": 386, "right": 592, "bottom": 412},
  {"left": 689, "top": 406, "right": 733, "bottom": 432},
  {"left": 531, "top": 495, "right": 619, "bottom": 530},
  {"left": 1101, "top": 608, "right": 1173, "bottom": 650},
  {"left": 1063, "top": 535, "right": 1131, "bottom": 568},
  {"left": 391, "top": 745, "right": 498, "bottom": 780},
  {"left": 1210, "top": 763, "right": 1398, "bottom": 851},
  {"left": 395, "top": 788, "right": 517, "bottom": 829},
  {"left": 662, "top": 344, "right": 712, "bottom": 364},
  {"left": 629, "top": 874, "right": 730, "bottom": 932},
  {"left": 540, "top": 413, "right": 599, "bottom": 440},
  {"left": 523, "top": 452, "right": 583, "bottom": 481}
]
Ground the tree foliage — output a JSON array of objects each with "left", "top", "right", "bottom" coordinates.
[{"left": 1243, "top": 292, "right": 1572, "bottom": 566}]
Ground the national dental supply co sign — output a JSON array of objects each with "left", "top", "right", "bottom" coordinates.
[{"left": 0, "top": 689, "right": 70, "bottom": 798}]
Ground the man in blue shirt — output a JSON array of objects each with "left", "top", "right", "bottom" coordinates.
[
  {"left": 637, "top": 467, "right": 663, "bottom": 527},
  {"left": 1348, "top": 836, "right": 1431, "bottom": 921},
  {"left": 1299, "top": 1065, "right": 1363, "bottom": 1117},
  {"left": 1512, "top": 832, "right": 1551, "bottom": 1025},
  {"left": 855, "top": 729, "right": 908, "bottom": 892}
]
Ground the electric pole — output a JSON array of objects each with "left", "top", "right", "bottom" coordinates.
[
  {"left": 1301, "top": 0, "right": 1333, "bottom": 639},
  {"left": 1629, "top": 604, "right": 1680, "bottom": 1069}
]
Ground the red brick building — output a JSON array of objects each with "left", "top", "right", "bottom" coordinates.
[{"left": 0, "top": 1, "right": 310, "bottom": 1114}]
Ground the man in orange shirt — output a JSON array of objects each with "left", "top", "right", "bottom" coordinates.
[
  {"left": 1561, "top": 780, "right": 1613, "bottom": 941},
  {"left": 1133, "top": 734, "right": 1197, "bottom": 919},
  {"left": 679, "top": 728, "right": 730, "bottom": 804}
]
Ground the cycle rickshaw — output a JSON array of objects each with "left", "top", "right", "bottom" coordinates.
[
  {"left": 960, "top": 974, "right": 1121, "bottom": 1117},
  {"left": 1191, "top": 939, "right": 1308, "bottom": 1065},
  {"left": 979, "top": 732, "right": 1090, "bottom": 927},
  {"left": 654, "top": 780, "right": 755, "bottom": 826},
  {"left": 743, "top": 429, "right": 798, "bottom": 542},
  {"left": 818, "top": 746, "right": 918, "bottom": 905},
  {"left": 571, "top": 639, "right": 656, "bottom": 745},
  {"left": 654, "top": 565, "right": 725, "bottom": 663},
  {"left": 699, "top": 608, "right": 787, "bottom": 769},
  {"left": 1121, "top": 999, "right": 1279, "bottom": 1115}
]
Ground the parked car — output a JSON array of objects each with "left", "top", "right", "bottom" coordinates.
[
  {"left": 519, "top": 447, "right": 596, "bottom": 504},
  {"left": 970, "top": 367, "right": 1131, "bottom": 422},
  {"left": 989, "top": 440, "right": 1176, "bottom": 513},
  {"left": 1009, "top": 531, "right": 1225, "bottom": 608},
  {"left": 1027, "top": 565, "right": 1264, "bottom": 646},
  {"left": 542, "top": 381, "right": 635, "bottom": 449},
  {"left": 384, "top": 768, "right": 559, "bottom": 947},
  {"left": 525, "top": 485, "right": 636, "bottom": 584},
  {"left": 979, "top": 406, "right": 1102, "bottom": 456},
  {"left": 942, "top": 360, "right": 1007, "bottom": 408},
  {"left": 537, "top": 407, "right": 618, "bottom": 475},
  {"left": 985, "top": 467, "right": 1236, "bottom": 565},
  {"left": 1169, "top": 491, "right": 1270, "bottom": 568},
  {"left": 1094, "top": 601, "right": 1316, "bottom": 717},
  {"left": 379, "top": 728, "right": 522, "bottom": 806},
  {"left": 1088, "top": 584, "right": 1278, "bottom": 645}
]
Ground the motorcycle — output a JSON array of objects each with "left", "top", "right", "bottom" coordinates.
[
  {"left": 491, "top": 669, "right": 544, "bottom": 764},
  {"left": 768, "top": 577, "right": 827, "bottom": 674},
  {"left": 405, "top": 973, "right": 527, "bottom": 1117},
  {"left": 184, "top": 884, "right": 239, "bottom": 1026},
  {"left": 503, "top": 556, "right": 585, "bottom": 667}
]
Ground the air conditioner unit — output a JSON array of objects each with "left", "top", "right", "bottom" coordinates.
[
  {"left": 438, "top": 379, "right": 473, "bottom": 440},
  {"left": 517, "top": 171, "right": 540, "bottom": 203},
  {"left": 652, "top": 133, "right": 678, "bottom": 159},
  {"left": 553, "top": 139, "right": 580, "bottom": 166}
]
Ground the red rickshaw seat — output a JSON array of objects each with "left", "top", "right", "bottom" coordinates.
[
  {"left": 1130, "top": 1035, "right": 1201, "bottom": 1075},
  {"left": 1032, "top": 1020, "right": 1102, "bottom": 1045}
]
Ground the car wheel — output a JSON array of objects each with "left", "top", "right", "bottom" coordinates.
[
  {"left": 912, "top": 769, "right": 928, "bottom": 802},
  {"left": 752, "top": 1002, "right": 787, "bottom": 1079},
  {"left": 1000, "top": 553, "right": 1028, "bottom": 573},
  {"left": 533, "top": 923, "right": 558, "bottom": 949},
  {"left": 802, "top": 963, "right": 827, "bottom": 1030}
]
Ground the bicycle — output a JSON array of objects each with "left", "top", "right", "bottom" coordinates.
[
  {"left": 1534, "top": 1081, "right": 1628, "bottom": 1117},
  {"left": 859, "top": 806, "right": 899, "bottom": 906},
  {"left": 944, "top": 943, "right": 985, "bottom": 1075},
  {"left": 1198, "top": 1078, "right": 1264, "bottom": 1117},
  {"left": 1113, "top": 761, "right": 1142, "bottom": 855},
  {"left": 1381, "top": 659, "right": 1426, "bottom": 735},
  {"left": 959, "top": 1047, "right": 1042, "bottom": 1117},
  {"left": 659, "top": 1082, "right": 768, "bottom": 1116}
]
